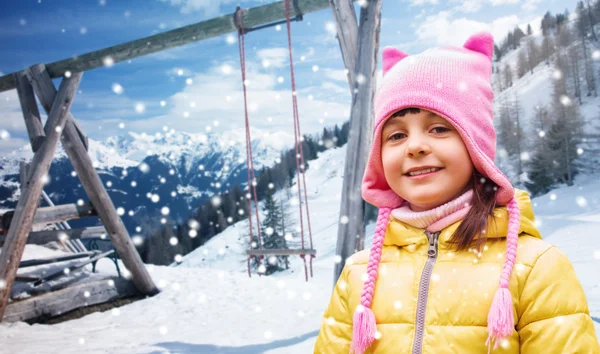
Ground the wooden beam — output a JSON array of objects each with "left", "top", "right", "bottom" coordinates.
[
  {"left": 14, "top": 72, "right": 45, "bottom": 152},
  {"left": 26, "top": 64, "right": 159, "bottom": 297},
  {"left": 246, "top": 249, "right": 316, "bottom": 256},
  {"left": 328, "top": 0, "right": 358, "bottom": 90},
  {"left": 0, "top": 0, "right": 359, "bottom": 93},
  {"left": 35, "top": 202, "right": 97, "bottom": 225},
  {"left": 4, "top": 276, "right": 139, "bottom": 323},
  {"left": 0, "top": 227, "right": 106, "bottom": 247},
  {"left": 333, "top": 0, "right": 382, "bottom": 283},
  {"left": 0, "top": 203, "right": 97, "bottom": 232},
  {"left": 0, "top": 72, "right": 83, "bottom": 321}
]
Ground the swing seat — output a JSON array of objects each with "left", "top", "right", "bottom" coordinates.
[{"left": 246, "top": 249, "right": 316, "bottom": 256}]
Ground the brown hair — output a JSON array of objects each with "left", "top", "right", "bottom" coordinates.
[{"left": 389, "top": 107, "right": 498, "bottom": 252}]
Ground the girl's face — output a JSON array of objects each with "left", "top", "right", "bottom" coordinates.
[{"left": 381, "top": 108, "right": 474, "bottom": 212}]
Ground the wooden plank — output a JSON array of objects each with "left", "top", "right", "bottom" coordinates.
[
  {"left": 328, "top": 0, "right": 358, "bottom": 90},
  {"left": 35, "top": 202, "right": 97, "bottom": 225},
  {"left": 4, "top": 276, "right": 139, "bottom": 323},
  {"left": 14, "top": 72, "right": 46, "bottom": 152},
  {"left": 15, "top": 274, "right": 42, "bottom": 282},
  {"left": 33, "top": 250, "right": 114, "bottom": 287},
  {"left": 26, "top": 64, "right": 159, "bottom": 297},
  {"left": 333, "top": 0, "right": 381, "bottom": 284},
  {"left": 19, "top": 251, "right": 99, "bottom": 268},
  {"left": 0, "top": 226, "right": 107, "bottom": 247},
  {"left": 0, "top": 72, "right": 83, "bottom": 321},
  {"left": 0, "top": 0, "right": 359, "bottom": 93},
  {"left": 0, "top": 203, "right": 97, "bottom": 231},
  {"left": 246, "top": 249, "right": 316, "bottom": 256}
]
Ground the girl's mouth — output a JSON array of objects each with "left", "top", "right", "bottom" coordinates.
[{"left": 405, "top": 168, "right": 443, "bottom": 179}]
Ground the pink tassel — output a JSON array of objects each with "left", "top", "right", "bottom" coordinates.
[
  {"left": 350, "top": 305, "right": 377, "bottom": 354},
  {"left": 486, "top": 287, "right": 514, "bottom": 350}
]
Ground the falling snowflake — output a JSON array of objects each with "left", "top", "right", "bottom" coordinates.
[
  {"left": 151, "top": 194, "right": 160, "bottom": 203},
  {"left": 225, "top": 34, "right": 236, "bottom": 44},
  {"left": 132, "top": 235, "right": 144, "bottom": 246},
  {"left": 312, "top": 65, "right": 319, "bottom": 72},
  {"left": 0, "top": 130, "right": 10, "bottom": 140},
  {"left": 538, "top": 130, "right": 545, "bottom": 138},
  {"left": 559, "top": 95, "right": 572, "bottom": 107},
  {"left": 112, "top": 83, "right": 124, "bottom": 94},
  {"left": 277, "top": 76, "right": 284, "bottom": 83},
  {"left": 575, "top": 196, "right": 588, "bottom": 208},
  {"left": 138, "top": 162, "right": 150, "bottom": 173},
  {"left": 135, "top": 103, "right": 145, "bottom": 113},
  {"left": 160, "top": 100, "right": 166, "bottom": 107},
  {"left": 103, "top": 56, "right": 114, "bottom": 67},
  {"left": 117, "top": 207, "right": 125, "bottom": 215},
  {"left": 340, "top": 215, "right": 349, "bottom": 224},
  {"left": 552, "top": 69, "right": 562, "bottom": 80},
  {"left": 159, "top": 326, "right": 168, "bottom": 335},
  {"left": 189, "top": 229, "right": 197, "bottom": 238},
  {"left": 161, "top": 206, "right": 170, "bottom": 215},
  {"left": 549, "top": 193, "right": 557, "bottom": 201},
  {"left": 169, "top": 237, "right": 178, "bottom": 246},
  {"left": 174, "top": 254, "right": 183, "bottom": 263}
]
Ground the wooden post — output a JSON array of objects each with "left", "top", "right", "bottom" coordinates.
[
  {"left": 26, "top": 64, "right": 159, "bottom": 298},
  {"left": 0, "top": 72, "right": 83, "bottom": 321},
  {"left": 332, "top": 0, "right": 382, "bottom": 283},
  {"left": 14, "top": 72, "right": 45, "bottom": 152},
  {"left": 328, "top": 0, "right": 358, "bottom": 89}
]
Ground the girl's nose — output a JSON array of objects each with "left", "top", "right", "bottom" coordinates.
[{"left": 406, "top": 137, "right": 432, "bottom": 157}]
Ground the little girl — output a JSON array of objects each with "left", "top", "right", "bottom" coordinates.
[{"left": 314, "top": 32, "right": 600, "bottom": 353}]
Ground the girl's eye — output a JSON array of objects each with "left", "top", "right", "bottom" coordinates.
[
  {"left": 431, "top": 127, "right": 450, "bottom": 134},
  {"left": 389, "top": 133, "right": 406, "bottom": 141}
]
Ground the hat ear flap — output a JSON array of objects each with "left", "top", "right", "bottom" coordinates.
[
  {"left": 382, "top": 47, "right": 410, "bottom": 76},
  {"left": 463, "top": 31, "right": 494, "bottom": 62}
]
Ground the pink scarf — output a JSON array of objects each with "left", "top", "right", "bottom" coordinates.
[{"left": 390, "top": 189, "right": 474, "bottom": 232}]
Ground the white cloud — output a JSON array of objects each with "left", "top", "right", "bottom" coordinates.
[
  {"left": 158, "top": 0, "right": 236, "bottom": 16},
  {"left": 414, "top": 11, "right": 521, "bottom": 46},
  {"left": 74, "top": 62, "right": 351, "bottom": 146},
  {"left": 406, "top": 0, "right": 438, "bottom": 6},
  {"left": 256, "top": 48, "right": 289, "bottom": 68},
  {"left": 522, "top": 0, "right": 543, "bottom": 11},
  {"left": 490, "top": 0, "right": 520, "bottom": 5},
  {"left": 323, "top": 69, "right": 349, "bottom": 83}
]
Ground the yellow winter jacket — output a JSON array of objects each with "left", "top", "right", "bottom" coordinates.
[{"left": 315, "top": 190, "right": 600, "bottom": 353}]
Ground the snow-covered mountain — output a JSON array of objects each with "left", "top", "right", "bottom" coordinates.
[{"left": 0, "top": 127, "right": 296, "bottom": 234}]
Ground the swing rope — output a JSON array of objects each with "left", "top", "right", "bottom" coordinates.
[
  {"left": 235, "top": 7, "right": 264, "bottom": 277},
  {"left": 235, "top": 1, "right": 315, "bottom": 281},
  {"left": 283, "top": 0, "right": 315, "bottom": 281}
]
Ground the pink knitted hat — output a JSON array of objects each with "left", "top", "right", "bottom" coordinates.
[{"left": 351, "top": 32, "right": 520, "bottom": 353}]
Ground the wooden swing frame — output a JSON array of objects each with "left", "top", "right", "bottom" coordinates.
[{"left": 0, "top": 0, "right": 380, "bottom": 320}]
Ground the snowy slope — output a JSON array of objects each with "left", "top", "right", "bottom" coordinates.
[{"left": 0, "top": 144, "right": 598, "bottom": 353}]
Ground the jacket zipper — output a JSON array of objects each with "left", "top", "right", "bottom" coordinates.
[{"left": 412, "top": 231, "right": 440, "bottom": 354}]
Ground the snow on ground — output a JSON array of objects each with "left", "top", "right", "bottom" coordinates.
[{"left": 0, "top": 145, "right": 598, "bottom": 353}]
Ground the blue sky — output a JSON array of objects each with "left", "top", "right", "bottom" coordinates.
[{"left": 0, "top": 0, "right": 577, "bottom": 154}]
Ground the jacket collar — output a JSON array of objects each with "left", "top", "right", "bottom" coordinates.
[{"left": 383, "top": 189, "right": 542, "bottom": 249}]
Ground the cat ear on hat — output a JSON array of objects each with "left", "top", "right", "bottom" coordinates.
[
  {"left": 463, "top": 31, "right": 494, "bottom": 62},
  {"left": 382, "top": 46, "right": 409, "bottom": 76}
]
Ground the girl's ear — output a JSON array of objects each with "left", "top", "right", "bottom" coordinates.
[
  {"left": 463, "top": 31, "right": 494, "bottom": 62},
  {"left": 382, "top": 47, "right": 410, "bottom": 76}
]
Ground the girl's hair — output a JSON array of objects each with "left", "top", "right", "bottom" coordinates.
[{"left": 391, "top": 108, "right": 498, "bottom": 252}]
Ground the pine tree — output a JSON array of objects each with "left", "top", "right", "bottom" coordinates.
[{"left": 252, "top": 187, "right": 289, "bottom": 275}]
